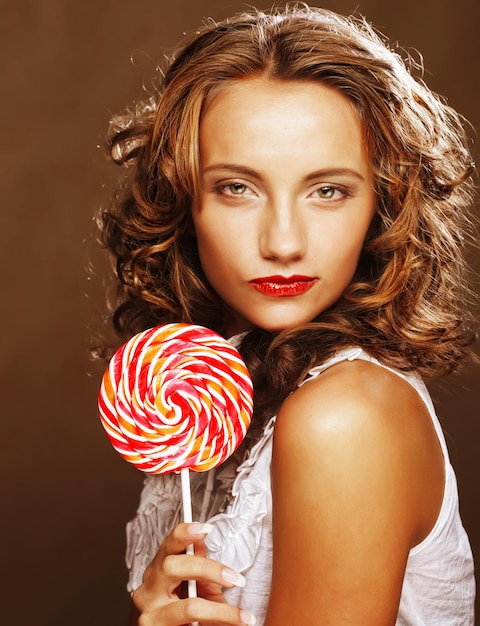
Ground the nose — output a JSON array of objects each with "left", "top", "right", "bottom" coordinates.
[{"left": 259, "top": 199, "right": 307, "bottom": 262}]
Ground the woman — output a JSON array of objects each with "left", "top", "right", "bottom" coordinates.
[{"left": 100, "top": 6, "right": 476, "bottom": 624}]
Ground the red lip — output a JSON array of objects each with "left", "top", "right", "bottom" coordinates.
[{"left": 249, "top": 275, "right": 317, "bottom": 297}]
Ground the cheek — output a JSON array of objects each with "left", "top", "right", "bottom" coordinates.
[
  {"left": 193, "top": 211, "right": 248, "bottom": 263},
  {"left": 322, "top": 228, "right": 370, "bottom": 284},
  {"left": 194, "top": 219, "right": 232, "bottom": 277}
]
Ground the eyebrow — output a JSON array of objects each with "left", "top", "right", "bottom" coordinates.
[{"left": 201, "top": 163, "right": 367, "bottom": 182}]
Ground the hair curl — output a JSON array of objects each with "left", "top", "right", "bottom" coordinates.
[{"left": 99, "top": 4, "right": 477, "bottom": 429}]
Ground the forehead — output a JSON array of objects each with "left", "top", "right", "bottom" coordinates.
[
  {"left": 202, "top": 75, "right": 359, "bottom": 116},
  {"left": 199, "top": 76, "right": 369, "bottom": 169},
  {"left": 200, "top": 75, "right": 367, "bottom": 144}
]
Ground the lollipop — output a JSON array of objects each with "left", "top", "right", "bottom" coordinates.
[
  {"left": 98, "top": 323, "right": 253, "bottom": 605},
  {"left": 98, "top": 323, "right": 253, "bottom": 474}
]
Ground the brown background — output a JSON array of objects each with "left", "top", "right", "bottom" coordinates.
[{"left": 1, "top": 1, "right": 478, "bottom": 624}]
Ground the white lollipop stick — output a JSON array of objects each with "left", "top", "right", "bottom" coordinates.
[{"left": 181, "top": 468, "right": 200, "bottom": 626}]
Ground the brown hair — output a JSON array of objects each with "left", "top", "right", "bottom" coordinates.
[{"left": 99, "top": 5, "right": 477, "bottom": 427}]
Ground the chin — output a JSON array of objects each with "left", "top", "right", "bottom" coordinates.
[
  {"left": 255, "top": 317, "right": 316, "bottom": 333},
  {"left": 227, "top": 307, "right": 322, "bottom": 336}
]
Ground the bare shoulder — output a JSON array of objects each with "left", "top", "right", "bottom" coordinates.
[
  {"left": 274, "top": 357, "right": 436, "bottom": 465},
  {"left": 273, "top": 358, "right": 444, "bottom": 521},
  {"left": 266, "top": 358, "right": 444, "bottom": 624}
]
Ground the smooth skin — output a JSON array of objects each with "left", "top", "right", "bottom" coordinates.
[
  {"left": 265, "top": 359, "right": 444, "bottom": 625},
  {"left": 129, "top": 77, "right": 445, "bottom": 625},
  {"left": 193, "top": 77, "right": 376, "bottom": 335}
]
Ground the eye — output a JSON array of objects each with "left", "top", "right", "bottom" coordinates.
[
  {"left": 227, "top": 182, "right": 248, "bottom": 195},
  {"left": 213, "top": 181, "right": 256, "bottom": 198},
  {"left": 317, "top": 186, "right": 339, "bottom": 199},
  {"left": 311, "top": 185, "right": 350, "bottom": 202},
  {"left": 319, "top": 186, "right": 335, "bottom": 198}
]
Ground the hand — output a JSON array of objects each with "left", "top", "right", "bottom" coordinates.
[{"left": 131, "top": 522, "right": 256, "bottom": 625}]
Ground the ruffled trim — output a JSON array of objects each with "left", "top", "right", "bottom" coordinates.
[
  {"left": 126, "top": 474, "right": 182, "bottom": 592},
  {"left": 205, "top": 416, "right": 276, "bottom": 573},
  {"left": 302, "top": 346, "right": 364, "bottom": 383},
  {"left": 125, "top": 460, "right": 241, "bottom": 592}
]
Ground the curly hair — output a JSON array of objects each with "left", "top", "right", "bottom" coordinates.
[{"left": 99, "top": 4, "right": 477, "bottom": 427}]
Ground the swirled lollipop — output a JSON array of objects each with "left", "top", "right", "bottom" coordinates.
[
  {"left": 98, "top": 323, "right": 253, "bottom": 610},
  {"left": 98, "top": 323, "right": 253, "bottom": 474}
]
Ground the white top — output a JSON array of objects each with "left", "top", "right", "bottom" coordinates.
[{"left": 126, "top": 347, "right": 475, "bottom": 625}]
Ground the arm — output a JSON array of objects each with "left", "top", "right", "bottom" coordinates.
[{"left": 264, "top": 359, "right": 444, "bottom": 626}]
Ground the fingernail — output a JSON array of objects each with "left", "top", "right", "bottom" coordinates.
[
  {"left": 222, "top": 567, "right": 246, "bottom": 587},
  {"left": 188, "top": 522, "right": 214, "bottom": 536},
  {"left": 240, "top": 610, "right": 256, "bottom": 625}
]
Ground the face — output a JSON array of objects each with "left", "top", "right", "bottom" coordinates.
[{"left": 193, "top": 77, "right": 376, "bottom": 336}]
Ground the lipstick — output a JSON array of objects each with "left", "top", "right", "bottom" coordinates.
[{"left": 249, "top": 275, "right": 317, "bottom": 297}]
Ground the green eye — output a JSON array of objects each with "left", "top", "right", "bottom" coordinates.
[
  {"left": 228, "top": 183, "right": 247, "bottom": 195},
  {"left": 318, "top": 186, "right": 336, "bottom": 198}
]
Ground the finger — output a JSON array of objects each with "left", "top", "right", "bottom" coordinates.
[
  {"left": 165, "top": 554, "right": 246, "bottom": 591},
  {"left": 193, "top": 540, "right": 207, "bottom": 559},
  {"left": 136, "top": 554, "right": 246, "bottom": 611},
  {"left": 142, "top": 596, "right": 257, "bottom": 626},
  {"left": 161, "top": 523, "right": 214, "bottom": 557},
  {"left": 136, "top": 523, "right": 245, "bottom": 613}
]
